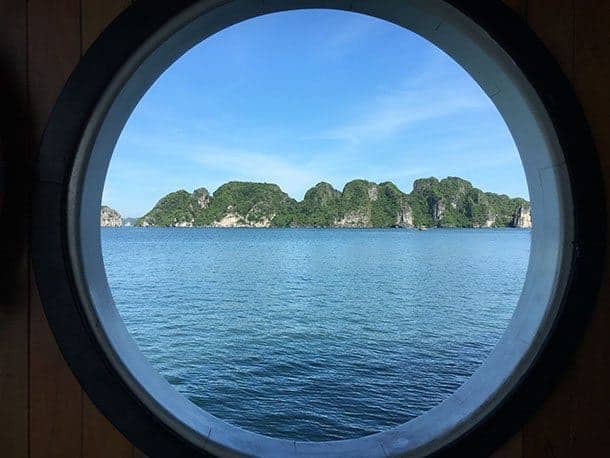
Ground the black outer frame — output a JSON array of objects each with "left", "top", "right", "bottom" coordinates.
[{"left": 30, "top": 0, "right": 605, "bottom": 457}]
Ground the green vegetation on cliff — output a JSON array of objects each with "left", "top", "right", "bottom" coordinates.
[
  {"left": 408, "top": 177, "right": 530, "bottom": 228},
  {"left": 280, "top": 182, "right": 342, "bottom": 227},
  {"left": 194, "top": 182, "right": 296, "bottom": 226},
  {"left": 138, "top": 188, "right": 210, "bottom": 227},
  {"left": 136, "top": 177, "right": 531, "bottom": 228}
]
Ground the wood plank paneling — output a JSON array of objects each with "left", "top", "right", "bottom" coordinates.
[
  {"left": 133, "top": 449, "right": 149, "bottom": 458},
  {"left": 492, "top": 430, "right": 523, "bottom": 458},
  {"left": 564, "top": 0, "right": 610, "bottom": 452},
  {"left": 575, "top": 0, "right": 610, "bottom": 183},
  {"left": 0, "top": 1, "right": 606, "bottom": 457},
  {"left": 520, "top": 3, "right": 576, "bottom": 456},
  {"left": 0, "top": 1, "right": 29, "bottom": 457},
  {"left": 28, "top": 289, "right": 82, "bottom": 458},
  {"left": 80, "top": 1, "right": 135, "bottom": 456},
  {"left": 81, "top": 0, "right": 131, "bottom": 51},
  {"left": 527, "top": 0, "right": 575, "bottom": 78},
  {"left": 522, "top": 0, "right": 610, "bottom": 456},
  {"left": 82, "top": 395, "right": 134, "bottom": 458},
  {"left": 28, "top": 0, "right": 82, "bottom": 141},
  {"left": 27, "top": 1, "right": 83, "bottom": 457}
]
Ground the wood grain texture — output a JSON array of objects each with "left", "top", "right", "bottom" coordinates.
[
  {"left": 133, "top": 447, "right": 149, "bottom": 458},
  {"left": 527, "top": 0, "right": 575, "bottom": 78},
  {"left": 492, "top": 431, "right": 523, "bottom": 458},
  {"left": 575, "top": 0, "right": 610, "bottom": 185},
  {"left": 28, "top": 0, "right": 82, "bottom": 141},
  {"left": 0, "top": 1, "right": 29, "bottom": 457},
  {"left": 28, "top": 283, "right": 82, "bottom": 458},
  {"left": 27, "top": 1, "right": 83, "bottom": 457},
  {"left": 522, "top": 0, "right": 610, "bottom": 457},
  {"left": 0, "top": 1, "right": 607, "bottom": 457},
  {"left": 81, "top": 0, "right": 131, "bottom": 51},
  {"left": 80, "top": 1, "right": 135, "bottom": 455},
  {"left": 563, "top": 0, "right": 610, "bottom": 450},
  {"left": 520, "top": 3, "right": 575, "bottom": 456},
  {"left": 82, "top": 395, "right": 134, "bottom": 458}
]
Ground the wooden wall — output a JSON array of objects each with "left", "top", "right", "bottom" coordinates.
[{"left": 0, "top": 1, "right": 608, "bottom": 456}]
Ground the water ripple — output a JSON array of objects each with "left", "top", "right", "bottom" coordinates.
[{"left": 102, "top": 227, "right": 529, "bottom": 441}]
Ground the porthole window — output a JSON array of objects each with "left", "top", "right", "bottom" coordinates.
[
  {"left": 32, "top": 1, "right": 605, "bottom": 457},
  {"left": 100, "top": 7, "right": 534, "bottom": 443}
]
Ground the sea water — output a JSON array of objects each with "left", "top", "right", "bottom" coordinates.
[{"left": 102, "top": 227, "right": 530, "bottom": 441}]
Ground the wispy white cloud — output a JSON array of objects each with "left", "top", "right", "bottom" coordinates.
[{"left": 317, "top": 75, "right": 489, "bottom": 144}]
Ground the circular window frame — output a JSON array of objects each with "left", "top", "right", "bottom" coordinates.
[{"left": 31, "top": 0, "right": 605, "bottom": 456}]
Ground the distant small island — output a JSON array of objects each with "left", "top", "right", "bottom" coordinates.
[
  {"left": 100, "top": 206, "right": 123, "bottom": 227},
  {"left": 101, "top": 177, "right": 532, "bottom": 229}
]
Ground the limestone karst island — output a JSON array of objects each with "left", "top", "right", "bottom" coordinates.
[{"left": 101, "top": 177, "right": 532, "bottom": 229}]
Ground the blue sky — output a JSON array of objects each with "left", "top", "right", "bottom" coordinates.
[{"left": 103, "top": 9, "right": 527, "bottom": 217}]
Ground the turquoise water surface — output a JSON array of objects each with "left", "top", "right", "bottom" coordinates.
[{"left": 101, "top": 227, "right": 530, "bottom": 441}]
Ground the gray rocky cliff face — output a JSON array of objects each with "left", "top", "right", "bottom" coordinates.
[
  {"left": 100, "top": 206, "right": 123, "bottom": 227},
  {"left": 395, "top": 201, "right": 413, "bottom": 227},
  {"left": 334, "top": 210, "right": 371, "bottom": 228},
  {"left": 211, "top": 212, "right": 274, "bottom": 228},
  {"left": 484, "top": 215, "right": 496, "bottom": 228},
  {"left": 511, "top": 205, "right": 532, "bottom": 228},
  {"left": 173, "top": 220, "right": 194, "bottom": 227},
  {"left": 433, "top": 200, "right": 445, "bottom": 221},
  {"left": 193, "top": 187, "right": 210, "bottom": 209},
  {"left": 367, "top": 184, "right": 379, "bottom": 202}
]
